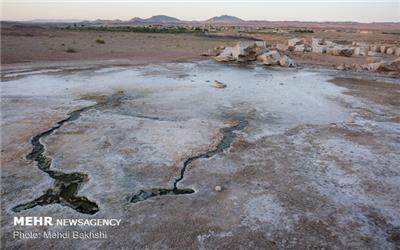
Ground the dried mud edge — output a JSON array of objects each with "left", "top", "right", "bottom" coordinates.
[{"left": 12, "top": 92, "right": 124, "bottom": 215}]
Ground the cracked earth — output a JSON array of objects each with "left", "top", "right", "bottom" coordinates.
[{"left": 1, "top": 61, "right": 399, "bottom": 249}]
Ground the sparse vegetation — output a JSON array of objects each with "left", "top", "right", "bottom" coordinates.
[
  {"left": 66, "top": 47, "right": 77, "bottom": 53},
  {"left": 61, "top": 26, "right": 202, "bottom": 34},
  {"left": 293, "top": 29, "right": 314, "bottom": 33},
  {"left": 96, "top": 39, "right": 105, "bottom": 44}
]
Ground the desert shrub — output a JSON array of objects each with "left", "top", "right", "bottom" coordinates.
[
  {"left": 96, "top": 39, "right": 105, "bottom": 44},
  {"left": 293, "top": 29, "right": 314, "bottom": 33},
  {"left": 62, "top": 26, "right": 200, "bottom": 34},
  {"left": 66, "top": 47, "right": 77, "bottom": 53}
]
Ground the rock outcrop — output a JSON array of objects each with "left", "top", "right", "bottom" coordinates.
[
  {"left": 257, "top": 51, "right": 280, "bottom": 65},
  {"left": 326, "top": 46, "right": 354, "bottom": 57},
  {"left": 214, "top": 41, "right": 267, "bottom": 62},
  {"left": 214, "top": 41, "right": 295, "bottom": 68},
  {"left": 257, "top": 51, "right": 295, "bottom": 67},
  {"left": 311, "top": 38, "right": 327, "bottom": 53},
  {"left": 364, "top": 57, "right": 400, "bottom": 73},
  {"left": 288, "top": 38, "right": 304, "bottom": 47},
  {"left": 396, "top": 48, "right": 400, "bottom": 56},
  {"left": 279, "top": 55, "right": 296, "bottom": 67},
  {"left": 353, "top": 46, "right": 369, "bottom": 56},
  {"left": 386, "top": 47, "right": 395, "bottom": 55},
  {"left": 294, "top": 44, "right": 305, "bottom": 52},
  {"left": 214, "top": 47, "right": 236, "bottom": 62}
]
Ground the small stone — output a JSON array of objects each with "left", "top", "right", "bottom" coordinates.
[
  {"left": 214, "top": 186, "right": 222, "bottom": 192},
  {"left": 212, "top": 80, "right": 227, "bottom": 88}
]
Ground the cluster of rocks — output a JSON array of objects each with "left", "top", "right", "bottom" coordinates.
[
  {"left": 273, "top": 37, "right": 399, "bottom": 74},
  {"left": 276, "top": 37, "right": 400, "bottom": 58},
  {"left": 213, "top": 41, "right": 295, "bottom": 68},
  {"left": 335, "top": 57, "right": 400, "bottom": 75},
  {"left": 276, "top": 38, "right": 354, "bottom": 57},
  {"left": 205, "top": 39, "right": 398, "bottom": 74},
  {"left": 352, "top": 42, "right": 400, "bottom": 57}
]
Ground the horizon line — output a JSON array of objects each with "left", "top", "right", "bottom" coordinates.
[{"left": 3, "top": 15, "right": 400, "bottom": 24}]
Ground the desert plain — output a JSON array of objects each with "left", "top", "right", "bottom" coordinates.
[{"left": 1, "top": 22, "right": 400, "bottom": 249}]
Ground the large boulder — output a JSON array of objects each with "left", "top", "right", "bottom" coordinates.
[
  {"left": 380, "top": 45, "right": 387, "bottom": 53},
  {"left": 311, "top": 38, "right": 327, "bottom": 53},
  {"left": 360, "top": 47, "right": 368, "bottom": 56},
  {"left": 386, "top": 47, "right": 395, "bottom": 55},
  {"left": 257, "top": 50, "right": 281, "bottom": 65},
  {"left": 232, "top": 42, "right": 258, "bottom": 62},
  {"left": 369, "top": 45, "right": 380, "bottom": 52},
  {"left": 279, "top": 55, "right": 296, "bottom": 67},
  {"left": 288, "top": 38, "right": 304, "bottom": 47},
  {"left": 353, "top": 46, "right": 368, "bottom": 56},
  {"left": 327, "top": 46, "right": 354, "bottom": 57},
  {"left": 396, "top": 48, "right": 400, "bottom": 56},
  {"left": 325, "top": 41, "right": 336, "bottom": 47},
  {"left": 294, "top": 44, "right": 305, "bottom": 52},
  {"left": 214, "top": 47, "right": 236, "bottom": 62},
  {"left": 312, "top": 38, "right": 324, "bottom": 45},
  {"left": 313, "top": 45, "right": 327, "bottom": 53},
  {"left": 214, "top": 41, "right": 267, "bottom": 62},
  {"left": 365, "top": 57, "right": 400, "bottom": 73}
]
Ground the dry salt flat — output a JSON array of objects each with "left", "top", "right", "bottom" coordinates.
[{"left": 1, "top": 61, "right": 399, "bottom": 249}]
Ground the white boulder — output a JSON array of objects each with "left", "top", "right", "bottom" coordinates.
[
  {"left": 395, "top": 48, "right": 400, "bottom": 56},
  {"left": 214, "top": 47, "right": 236, "bottom": 62},
  {"left": 257, "top": 50, "right": 281, "bottom": 65},
  {"left": 279, "top": 55, "right": 296, "bottom": 67},
  {"left": 327, "top": 46, "right": 354, "bottom": 57},
  {"left": 386, "top": 47, "right": 395, "bottom": 55},
  {"left": 311, "top": 38, "right": 327, "bottom": 53},
  {"left": 364, "top": 57, "right": 400, "bottom": 73},
  {"left": 214, "top": 41, "right": 267, "bottom": 62},
  {"left": 288, "top": 38, "right": 304, "bottom": 47},
  {"left": 294, "top": 44, "right": 305, "bottom": 52},
  {"left": 369, "top": 45, "right": 380, "bottom": 52}
]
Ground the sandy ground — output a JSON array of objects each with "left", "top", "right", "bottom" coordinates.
[
  {"left": 2, "top": 27, "right": 399, "bottom": 74},
  {"left": 1, "top": 60, "right": 400, "bottom": 249},
  {"left": 1, "top": 28, "right": 239, "bottom": 67}
]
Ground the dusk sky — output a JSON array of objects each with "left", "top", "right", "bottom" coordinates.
[{"left": 1, "top": 0, "right": 399, "bottom": 22}]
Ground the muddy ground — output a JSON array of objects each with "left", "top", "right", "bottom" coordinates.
[{"left": 1, "top": 60, "right": 399, "bottom": 249}]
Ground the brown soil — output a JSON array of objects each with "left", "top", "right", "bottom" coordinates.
[
  {"left": 2, "top": 27, "right": 399, "bottom": 71},
  {"left": 331, "top": 77, "right": 400, "bottom": 107},
  {"left": 1, "top": 27, "right": 239, "bottom": 66}
]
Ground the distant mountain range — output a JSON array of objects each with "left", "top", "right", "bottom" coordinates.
[
  {"left": 206, "top": 15, "right": 244, "bottom": 23},
  {"left": 137, "top": 15, "right": 181, "bottom": 23},
  {"left": 91, "top": 15, "right": 243, "bottom": 24},
  {"left": 5, "top": 15, "right": 399, "bottom": 31}
]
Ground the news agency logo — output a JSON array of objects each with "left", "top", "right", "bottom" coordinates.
[
  {"left": 13, "top": 217, "right": 122, "bottom": 226},
  {"left": 14, "top": 217, "right": 52, "bottom": 226}
]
